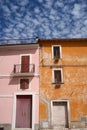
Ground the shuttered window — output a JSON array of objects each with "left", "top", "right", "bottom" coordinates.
[
  {"left": 54, "top": 46, "right": 60, "bottom": 58},
  {"left": 20, "top": 79, "right": 29, "bottom": 89},
  {"left": 52, "top": 45, "right": 62, "bottom": 59},
  {"left": 52, "top": 68, "right": 63, "bottom": 84},
  {"left": 54, "top": 70, "right": 61, "bottom": 83}
]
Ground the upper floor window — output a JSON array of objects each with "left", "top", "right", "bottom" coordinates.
[
  {"left": 20, "top": 79, "right": 29, "bottom": 89},
  {"left": 52, "top": 45, "right": 62, "bottom": 59},
  {"left": 52, "top": 68, "right": 63, "bottom": 84}
]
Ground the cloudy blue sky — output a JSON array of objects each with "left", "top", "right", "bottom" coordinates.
[{"left": 0, "top": 0, "right": 87, "bottom": 40}]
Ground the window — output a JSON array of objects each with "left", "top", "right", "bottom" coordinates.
[
  {"left": 20, "top": 79, "right": 29, "bottom": 89},
  {"left": 52, "top": 45, "right": 62, "bottom": 59},
  {"left": 52, "top": 68, "right": 63, "bottom": 84}
]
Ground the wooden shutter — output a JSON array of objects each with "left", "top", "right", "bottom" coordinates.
[
  {"left": 54, "top": 46, "right": 60, "bottom": 58},
  {"left": 54, "top": 70, "right": 61, "bottom": 83},
  {"left": 20, "top": 79, "right": 29, "bottom": 89},
  {"left": 21, "top": 56, "right": 30, "bottom": 73}
]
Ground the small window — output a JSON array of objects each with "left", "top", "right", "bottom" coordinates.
[
  {"left": 20, "top": 79, "right": 29, "bottom": 89},
  {"left": 52, "top": 45, "right": 62, "bottom": 59},
  {"left": 52, "top": 68, "right": 63, "bottom": 84}
]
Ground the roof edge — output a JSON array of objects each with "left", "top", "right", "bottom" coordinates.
[
  {"left": 0, "top": 43, "right": 39, "bottom": 50},
  {"left": 38, "top": 38, "right": 87, "bottom": 42}
]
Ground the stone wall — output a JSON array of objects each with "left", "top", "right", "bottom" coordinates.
[
  {"left": 0, "top": 124, "right": 11, "bottom": 130},
  {"left": 39, "top": 39, "right": 87, "bottom": 129}
]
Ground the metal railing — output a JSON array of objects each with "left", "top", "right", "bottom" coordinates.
[{"left": 14, "top": 64, "right": 35, "bottom": 73}]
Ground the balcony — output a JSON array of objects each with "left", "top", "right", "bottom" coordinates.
[{"left": 13, "top": 64, "right": 35, "bottom": 76}]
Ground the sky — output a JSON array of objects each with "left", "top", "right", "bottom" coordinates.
[{"left": 0, "top": 0, "right": 87, "bottom": 40}]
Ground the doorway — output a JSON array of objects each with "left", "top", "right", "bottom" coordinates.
[
  {"left": 16, "top": 95, "right": 32, "bottom": 128},
  {"left": 51, "top": 100, "right": 69, "bottom": 128}
]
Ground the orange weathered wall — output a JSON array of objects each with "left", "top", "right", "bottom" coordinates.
[{"left": 39, "top": 39, "right": 87, "bottom": 123}]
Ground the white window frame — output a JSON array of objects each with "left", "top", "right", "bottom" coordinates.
[
  {"left": 20, "top": 54, "right": 32, "bottom": 64},
  {"left": 52, "top": 45, "right": 62, "bottom": 59},
  {"left": 51, "top": 100, "right": 70, "bottom": 128},
  {"left": 52, "top": 68, "right": 63, "bottom": 83},
  {"left": 12, "top": 93, "right": 35, "bottom": 130}
]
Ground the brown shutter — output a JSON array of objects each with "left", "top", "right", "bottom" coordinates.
[
  {"left": 54, "top": 46, "right": 60, "bottom": 58},
  {"left": 21, "top": 56, "right": 30, "bottom": 72},
  {"left": 54, "top": 70, "right": 61, "bottom": 83},
  {"left": 20, "top": 79, "right": 29, "bottom": 89}
]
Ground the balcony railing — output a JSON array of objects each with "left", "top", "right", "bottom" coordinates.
[{"left": 13, "top": 64, "right": 35, "bottom": 76}]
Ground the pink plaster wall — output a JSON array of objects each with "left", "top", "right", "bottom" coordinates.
[
  {"left": 34, "top": 94, "right": 39, "bottom": 123},
  {"left": 0, "top": 49, "right": 39, "bottom": 75},
  {"left": 0, "top": 47, "right": 39, "bottom": 125},
  {"left": 0, "top": 98, "right": 13, "bottom": 123}
]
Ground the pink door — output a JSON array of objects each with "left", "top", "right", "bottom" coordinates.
[
  {"left": 21, "top": 56, "right": 30, "bottom": 73},
  {"left": 16, "top": 95, "right": 32, "bottom": 128}
]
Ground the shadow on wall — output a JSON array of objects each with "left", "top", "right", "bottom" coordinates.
[
  {"left": 8, "top": 77, "right": 33, "bottom": 85},
  {"left": 9, "top": 77, "right": 18, "bottom": 85}
]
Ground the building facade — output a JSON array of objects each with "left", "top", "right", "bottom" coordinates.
[
  {"left": 39, "top": 39, "right": 87, "bottom": 129},
  {"left": 0, "top": 43, "right": 39, "bottom": 130}
]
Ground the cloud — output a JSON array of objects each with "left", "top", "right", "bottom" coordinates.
[
  {"left": 0, "top": 0, "right": 87, "bottom": 40},
  {"left": 16, "top": 23, "right": 25, "bottom": 29},
  {"left": 72, "top": 4, "right": 82, "bottom": 18},
  {"left": 10, "top": 3, "right": 18, "bottom": 13},
  {"left": 38, "top": 0, "right": 43, "bottom": 3},
  {"left": 54, "top": 1, "right": 64, "bottom": 8},
  {"left": 2, "top": 5, "right": 11, "bottom": 17},
  {"left": 16, "top": 0, "right": 29, "bottom": 6},
  {"left": 45, "top": 0, "right": 53, "bottom": 8},
  {"left": 34, "top": 7, "right": 40, "bottom": 14},
  {"left": 84, "top": 19, "right": 87, "bottom": 25}
]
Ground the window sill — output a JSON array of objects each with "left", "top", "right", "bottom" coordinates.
[{"left": 52, "top": 82, "right": 64, "bottom": 84}]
